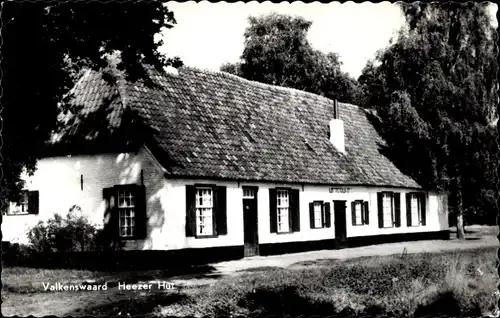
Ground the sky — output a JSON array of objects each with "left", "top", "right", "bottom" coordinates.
[{"left": 159, "top": 1, "right": 498, "bottom": 79}]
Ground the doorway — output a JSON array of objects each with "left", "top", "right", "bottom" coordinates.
[
  {"left": 243, "top": 187, "right": 259, "bottom": 257},
  {"left": 333, "top": 200, "right": 347, "bottom": 248}
]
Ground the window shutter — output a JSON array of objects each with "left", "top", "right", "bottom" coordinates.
[
  {"left": 28, "top": 191, "right": 39, "bottom": 215},
  {"left": 363, "top": 201, "right": 369, "bottom": 225},
  {"left": 394, "top": 193, "right": 401, "bottom": 227},
  {"left": 377, "top": 192, "right": 383, "bottom": 228},
  {"left": 269, "top": 188, "right": 277, "bottom": 233},
  {"left": 420, "top": 193, "right": 427, "bottom": 226},
  {"left": 324, "top": 202, "right": 331, "bottom": 228},
  {"left": 134, "top": 185, "right": 147, "bottom": 239},
  {"left": 290, "top": 189, "right": 300, "bottom": 232},
  {"left": 185, "top": 185, "right": 197, "bottom": 237},
  {"left": 320, "top": 202, "right": 325, "bottom": 227},
  {"left": 406, "top": 193, "right": 412, "bottom": 226},
  {"left": 351, "top": 201, "right": 356, "bottom": 225},
  {"left": 212, "top": 191, "right": 218, "bottom": 236},
  {"left": 309, "top": 202, "right": 315, "bottom": 228},
  {"left": 103, "top": 187, "right": 119, "bottom": 238},
  {"left": 214, "top": 186, "right": 227, "bottom": 235}
]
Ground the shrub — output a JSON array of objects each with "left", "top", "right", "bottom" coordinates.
[
  {"left": 1, "top": 241, "right": 36, "bottom": 267},
  {"left": 27, "top": 208, "right": 102, "bottom": 253}
]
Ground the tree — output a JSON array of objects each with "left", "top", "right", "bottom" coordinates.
[
  {"left": 220, "top": 62, "right": 243, "bottom": 77},
  {"left": 222, "top": 13, "right": 363, "bottom": 104},
  {"left": 357, "top": 59, "right": 386, "bottom": 108},
  {"left": 1, "top": 2, "right": 182, "bottom": 208},
  {"left": 360, "top": 2, "right": 498, "bottom": 238}
]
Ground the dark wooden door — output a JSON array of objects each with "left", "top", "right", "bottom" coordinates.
[
  {"left": 243, "top": 187, "right": 259, "bottom": 257},
  {"left": 333, "top": 200, "right": 347, "bottom": 248}
]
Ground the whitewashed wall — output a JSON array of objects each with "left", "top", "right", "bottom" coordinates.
[
  {"left": 2, "top": 146, "right": 448, "bottom": 250},
  {"left": 159, "top": 180, "right": 449, "bottom": 249},
  {"left": 1, "top": 146, "right": 165, "bottom": 247}
]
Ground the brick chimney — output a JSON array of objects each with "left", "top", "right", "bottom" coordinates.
[{"left": 329, "top": 100, "right": 345, "bottom": 153}]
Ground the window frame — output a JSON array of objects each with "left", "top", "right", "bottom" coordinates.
[
  {"left": 352, "top": 200, "right": 367, "bottom": 226},
  {"left": 195, "top": 186, "right": 215, "bottom": 237},
  {"left": 276, "top": 189, "right": 291, "bottom": 233},
  {"left": 407, "top": 192, "right": 425, "bottom": 227},
  {"left": 7, "top": 190, "right": 32, "bottom": 216},
  {"left": 312, "top": 200, "right": 325, "bottom": 229},
  {"left": 186, "top": 184, "right": 227, "bottom": 239},
  {"left": 381, "top": 192, "right": 395, "bottom": 228},
  {"left": 243, "top": 187, "right": 256, "bottom": 199},
  {"left": 117, "top": 186, "right": 137, "bottom": 238},
  {"left": 103, "top": 184, "right": 147, "bottom": 241}
]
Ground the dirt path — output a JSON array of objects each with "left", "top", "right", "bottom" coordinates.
[{"left": 166, "top": 235, "right": 498, "bottom": 287}]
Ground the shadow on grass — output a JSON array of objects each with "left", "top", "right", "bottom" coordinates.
[
  {"left": 291, "top": 258, "right": 339, "bottom": 267},
  {"left": 69, "top": 292, "right": 189, "bottom": 316},
  {"left": 235, "top": 266, "right": 282, "bottom": 273},
  {"left": 238, "top": 286, "right": 337, "bottom": 316},
  {"left": 237, "top": 286, "right": 388, "bottom": 317},
  {"left": 413, "top": 291, "right": 481, "bottom": 317},
  {"left": 238, "top": 287, "right": 480, "bottom": 318}
]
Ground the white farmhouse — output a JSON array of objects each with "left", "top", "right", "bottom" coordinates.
[{"left": 2, "top": 66, "right": 449, "bottom": 258}]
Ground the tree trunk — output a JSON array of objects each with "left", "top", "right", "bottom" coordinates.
[
  {"left": 455, "top": 188, "right": 465, "bottom": 239},
  {"left": 456, "top": 213, "right": 465, "bottom": 239}
]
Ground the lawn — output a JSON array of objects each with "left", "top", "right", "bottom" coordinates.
[
  {"left": 1, "top": 265, "right": 213, "bottom": 316},
  {"left": 2, "top": 246, "right": 498, "bottom": 317},
  {"left": 156, "top": 246, "right": 499, "bottom": 317}
]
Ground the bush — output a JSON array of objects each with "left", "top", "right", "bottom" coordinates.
[
  {"left": 2, "top": 241, "right": 36, "bottom": 267},
  {"left": 27, "top": 208, "right": 102, "bottom": 253}
]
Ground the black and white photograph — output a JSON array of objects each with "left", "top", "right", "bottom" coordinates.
[{"left": 1, "top": 1, "right": 498, "bottom": 316}]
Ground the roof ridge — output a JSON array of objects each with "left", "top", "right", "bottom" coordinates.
[
  {"left": 142, "top": 64, "right": 364, "bottom": 111},
  {"left": 111, "top": 68, "right": 129, "bottom": 111},
  {"left": 338, "top": 101, "right": 365, "bottom": 113},
  {"left": 178, "top": 65, "right": 341, "bottom": 105}
]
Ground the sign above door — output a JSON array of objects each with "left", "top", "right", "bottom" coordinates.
[{"left": 329, "top": 188, "right": 351, "bottom": 193}]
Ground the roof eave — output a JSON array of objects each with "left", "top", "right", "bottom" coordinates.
[{"left": 162, "top": 172, "right": 423, "bottom": 190}]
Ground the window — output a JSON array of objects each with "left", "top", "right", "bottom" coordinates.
[
  {"left": 309, "top": 201, "right": 331, "bottom": 229},
  {"left": 195, "top": 188, "right": 214, "bottom": 236},
  {"left": 270, "top": 188, "right": 300, "bottom": 233},
  {"left": 118, "top": 188, "right": 135, "bottom": 237},
  {"left": 378, "top": 192, "right": 401, "bottom": 228},
  {"left": 352, "top": 200, "right": 369, "bottom": 226},
  {"left": 410, "top": 194, "right": 420, "bottom": 226},
  {"left": 7, "top": 190, "right": 39, "bottom": 215},
  {"left": 19, "top": 191, "right": 29, "bottom": 213},
  {"left": 406, "top": 192, "right": 426, "bottom": 227},
  {"left": 382, "top": 193, "right": 393, "bottom": 227},
  {"left": 243, "top": 188, "right": 256, "bottom": 199},
  {"left": 103, "top": 184, "right": 146, "bottom": 240},
  {"left": 313, "top": 202, "right": 323, "bottom": 228},
  {"left": 354, "top": 201, "right": 362, "bottom": 225},
  {"left": 185, "top": 185, "right": 227, "bottom": 238},
  {"left": 15, "top": 191, "right": 29, "bottom": 214},
  {"left": 277, "top": 190, "right": 290, "bottom": 233}
]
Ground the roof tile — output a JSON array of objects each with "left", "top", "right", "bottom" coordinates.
[{"left": 56, "top": 65, "right": 420, "bottom": 188}]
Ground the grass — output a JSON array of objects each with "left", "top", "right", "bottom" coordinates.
[
  {"left": 449, "top": 224, "right": 498, "bottom": 236},
  {"left": 1, "top": 265, "right": 213, "bottom": 317},
  {"left": 2, "top": 264, "right": 216, "bottom": 294},
  {"left": 2, "top": 267, "right": 105, "bottom": 294},
  {"left": 2, "top": 246, "right": 498, "bottom": 317},
  {"left": 156, "top": 246, "right": 498, "bottom": 317}
]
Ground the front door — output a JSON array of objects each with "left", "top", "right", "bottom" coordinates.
[
  {"left": 243, "top": 187, "right": 259, "bottom": 257},
  {"left": 333, "top": 200, "right": 347, "bottom": 248}
]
